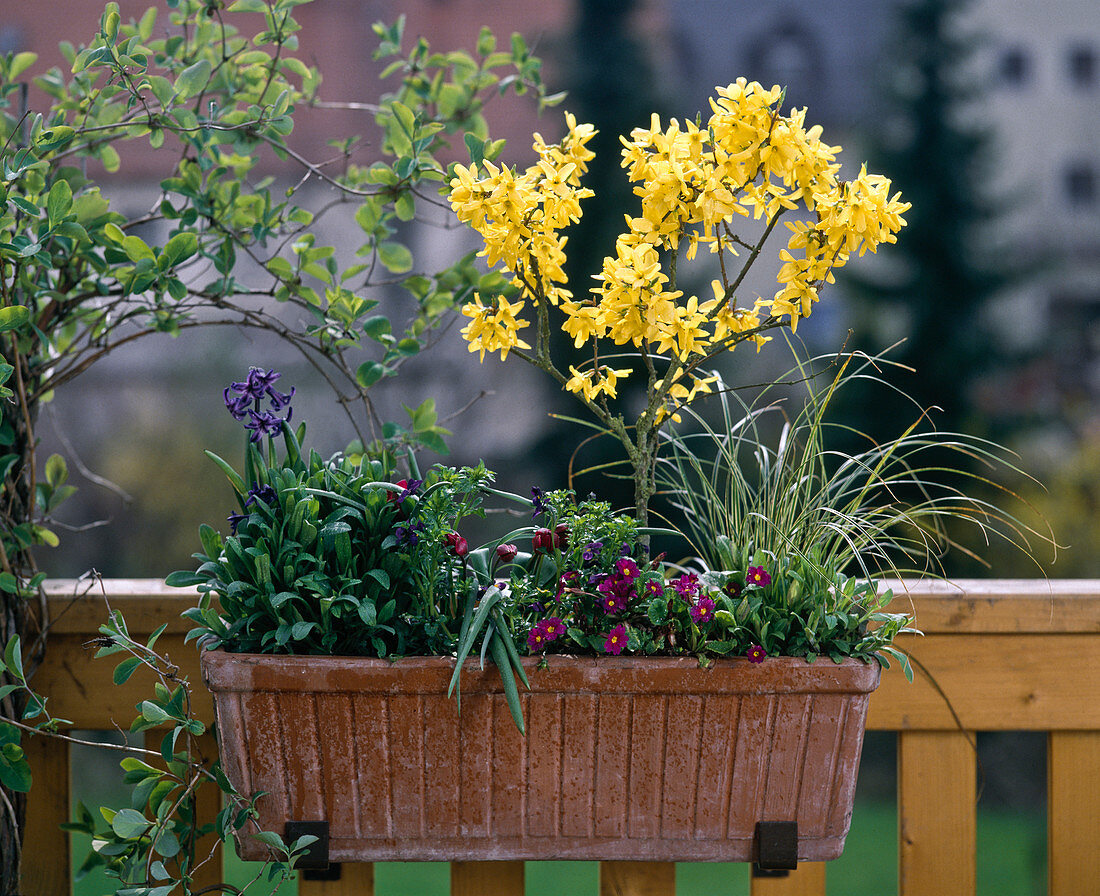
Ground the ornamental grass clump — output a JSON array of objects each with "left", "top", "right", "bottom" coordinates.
[
  {"left": 655, "top": 350, "right": 1049, "bottom": 673},
  {"left": 448, "top": 79, "right": 910, "bottom": 522}
]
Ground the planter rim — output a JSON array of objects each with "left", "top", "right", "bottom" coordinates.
[{"left": 200, "top": 648, "right": 881, "bottom": 697}]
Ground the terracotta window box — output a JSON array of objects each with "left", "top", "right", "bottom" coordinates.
[{"left": 201, "top": 651, "right": 879, "bottom": 864}]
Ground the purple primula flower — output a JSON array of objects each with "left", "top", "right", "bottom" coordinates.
[
  {"left": 556, "top": 569, "right": 580, "bottom": 598},
  {"left": 603, "top": 623, "right": 628, "bottom": 655},
  {"left": 690, "top": 596, "right": 716, "bottom": 623},
  {"left": 542, "top": 617, "right": 565, "bottom": 641},
  {"left": 671, "top": 573, "right": 700, "bottom": 599},
  {"left": 527, "top": 625, "right": 549, "bottom": 651},
  {"left": 645, "top": 579, "right": 665, "bottom": 598},
  {"left": 747, "top": 644, "right": 766, "bottom": 663},
  {"left": 599, "top": 591, "right": 625, "bottom": 614},
  {"left": 597, "top": 574, "right": 633, "bottom": 601},
  {"left": 747, "top": 565, "right": 772, "bottom": 587},
  {"left": 527, "top": 617, "right": 564, "bottom": 651},
  {"left": 615, "top": 557, "right": 640, "bottom": 581}
]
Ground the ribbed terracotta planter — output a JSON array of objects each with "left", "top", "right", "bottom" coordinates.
[{"left": 201, "top": 650, "right": 879, "bottom": 863}]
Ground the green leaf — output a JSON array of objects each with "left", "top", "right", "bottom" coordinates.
[
  {"left": 164, "top": 570, "right": 203, "bottom": 587},
  {"left": 290, "top": 621, "right": 316, "bottom": 640},
  {"left": 356, "top": 601, "right": 377, "bottom": 626},
  {"left": 394, "top": 191, "right": 415, "bottom": 221},
  {"left": 8, "top": 52, "right": 37, "bottom": 80},
  {"left": 356, "top": 361, "right": 386, "bottom": 389},
  {"left": 112, "top": 656, "right": 143, "bottom": 685},
  {"left": 362, "top": 315, "right": 391, "bottom": 340},
  {"left": 121, "top": 235, "right": 155, "bottom": 263},
  {"left": 140, "top": 701, "right": 170, "bottom": 724},
  {"left": 100, "top": 144, "right": 120, "bottom": 173},
  {"left": 46, "top": 180, "right": 73, "bottom": 225},
  {"left": 3, "top": 636, "right": 24, "bottom": 681},
  {"left": 0, "top": 306, "right": 30, "bottom": 333},
  {"left": 365, "top": 568, "right": 390, "bottom": 590},
  {"left": 110, "top": 807, "right": 151, "bottom": 839},
  {"left": 174, "top": 59, "right": 211, "bottom": 100},
  {"left": 0, "top": 748, "right": 31, "bottom": 793},
  {"left": 152, "top": 828, "right": 181, "bottom": 858},
  {"left": 44, "top": 453, "right": 67, "bottom": 488},
  {"left": 204, "top": 450, "right": 247, "bottom": 496},
  {"left": 377, "top": 242, "right": 412, "bottom": 273},
  {"left": 160, "top": 232, "right": 199, "bottom": 268},
  {"left": 489, "top": 631, "right": 525, "bottom": 734}
]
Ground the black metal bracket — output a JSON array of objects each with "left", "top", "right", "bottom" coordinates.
[
  {"left": 285, "top": 820, "right": 341, "bottom": 880},
  {"left": 752, "top": 820, "right": 798, "bottom": 876}
]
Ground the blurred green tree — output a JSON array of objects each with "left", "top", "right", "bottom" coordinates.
[{"left": 840, "top": 0, "right": 1030, "bottom": 444}]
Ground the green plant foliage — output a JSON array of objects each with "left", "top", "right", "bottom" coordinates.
[
  {"left": 0, "top": 0, "right": 554, "bottom": 599},
  {"left": 655, "top": 346, "right": 1052, "bottom": 672},
  {"left": 0, "top": 1, "right": 557, "bottom": 888},
  {"left": 175, "top": 367, "right": 538, "bottom": 662},
  {"left": 2, "top": 617, "right": 314, "bottom": 893}
]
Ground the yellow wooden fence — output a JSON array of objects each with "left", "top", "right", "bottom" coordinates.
[{"left": 17, "top": 578, "right": 1100, "bottom": 895}]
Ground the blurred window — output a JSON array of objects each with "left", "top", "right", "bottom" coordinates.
[
  {"left": 999, "top": 46, "right": 1030, "bottom": 86},
  {"left": 1068, "top": 45, "right": 1097, "bottom": 87},
  {"left": 0, "top": 26, "right": 25, "bottom": 55},
  {"left": 1064, "top": 163, "right": 1097, "bottom": 206}
]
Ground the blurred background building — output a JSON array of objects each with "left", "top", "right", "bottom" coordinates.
[
  {"left": 1, "top": 2, "right": 1094, "bottom": 882},
  {"left": 0, "top": 0, "right": 1097, "bottom": 579}
]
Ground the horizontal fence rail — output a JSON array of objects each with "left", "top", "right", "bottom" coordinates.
[{"left": 18, "top": 578, "right": 1100, "bottom": 895}]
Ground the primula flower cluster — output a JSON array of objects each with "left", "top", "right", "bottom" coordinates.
[{"left": 449, "top": 80, "right": 909, "bottom": 421}]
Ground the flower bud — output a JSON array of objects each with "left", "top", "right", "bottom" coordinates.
[
  {"left": 444, "top": 531, "right": 469, "bottom": 557},
  {"left": 496, "top": 543, "right": 518, "bottom": 563},
  {"left": 554, "top": 523, "right": 569, "bottom": 550},
  {"left": 532, "top": 527, "right": 554, "bottom": 554}
]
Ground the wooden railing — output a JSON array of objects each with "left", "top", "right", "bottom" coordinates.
[{"left": 18, "top": 578, "right": 1100, "bottom": 895}]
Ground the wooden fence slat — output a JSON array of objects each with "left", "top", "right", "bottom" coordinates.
[
  {"left": 898, "top": 730, "right": 975, "bottom": 896},
  {"left": 20, "top": 734, "right": 70, "bottom": 896},
  {"left": 870, "top": 634, "right": 1100, "bottom": 730},
  {"left": 32, "top": 634, "right": 210, "bottom": 729},
  {"left": 599, "top": 861, "right": 676, "bottom": 896},
  {"left": 1048, "top": 731, "right": 1100, "bottom": 896},
  {"left": 749, "top": 862, "right": 826, "bottom": 896},
  {"left": 298, "top": 862, "right": 374, "bottom": 895},
  {"left": 452, "top": 860, "right": 525, "bottom": 895}
]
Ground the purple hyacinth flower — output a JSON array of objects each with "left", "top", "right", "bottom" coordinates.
[
  {"left": 225, "top": 367, "right": 295, "bottom": 424},
  {"left": 244, "top": 408, "right": 288, "bottom": 442}
]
